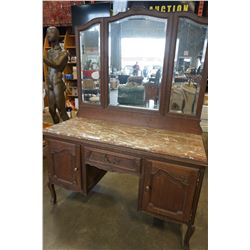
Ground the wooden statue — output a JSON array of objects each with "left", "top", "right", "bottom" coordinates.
[{"left": 43, "top": 26, "right": 69, "bottom": 124}]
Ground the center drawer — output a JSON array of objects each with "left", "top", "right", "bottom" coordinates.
[{"left": 84, "top": 147, "right": 141, "bottom": 175}]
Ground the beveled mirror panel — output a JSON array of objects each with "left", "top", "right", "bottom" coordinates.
[
  {"left": 80, "top": 24, "right": 101, "bottom": 105},
  {"left": 108, "top": 15, "right": 167, "bottom": 110},
  {"left": 169, "top": 18, "right": 208, "bottom": 115}
]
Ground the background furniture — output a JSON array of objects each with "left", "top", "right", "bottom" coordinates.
[
  {"left": 118, "top": 74, "right": 130, "bottom": 84},
  {"left": 118, "top": 85, "right": 145, "bottom": 106},
  {"left": 118, "top": 76, "right": 145, "bottom": 106},
  {"left": 44, "top": 7, "right": 208, "bottom": 250},
  {"left": 64, "top": 31, "right": 78, "bottom": 104},
  {"left": 144, "top": 83, "right": 160, "bottom": 104}
]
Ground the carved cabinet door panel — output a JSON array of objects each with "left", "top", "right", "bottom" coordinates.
[
  {"left": 140, "top": 160, "right": 199, "bottom": 223},
  {"left": 47, "top": 139, "right": 82, "bottom": 192}
]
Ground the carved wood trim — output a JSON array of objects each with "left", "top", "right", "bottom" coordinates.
[
  {"left": 51, "top": 152, "right": 77, "bottom": 185},
  {"left": 85, "top": 147, "right": 141, "bottom": 175},
  {"left": 141, "top": 159, "right": 200, "bottom": 222},
  {"left": 151, "top": 167, "right": 189, "bottom": 186},
  {"left": 47, "top": 139, "right": 81, "bottom": 191},
  {"left": 147, "top": 202, "right": 185, "bottom": 217},
  {"left": 148, "top": 169, "right": 188, "bottom": 215}
]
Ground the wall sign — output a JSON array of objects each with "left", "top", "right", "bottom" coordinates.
[{"left": 148, "top": 4, "right": 189, "bottom": 13}]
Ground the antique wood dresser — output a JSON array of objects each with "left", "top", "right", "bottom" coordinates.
[{"left": 44, "top": 7, "right": 208, "bottom": 250}]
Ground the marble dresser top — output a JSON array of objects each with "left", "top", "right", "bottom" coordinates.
[{"left": 44, "top": 117, "right": 207, "bottom": 163}]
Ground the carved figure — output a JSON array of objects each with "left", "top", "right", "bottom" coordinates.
[{"left": 43, "top": 26, "right": 69, "bottom": 123}]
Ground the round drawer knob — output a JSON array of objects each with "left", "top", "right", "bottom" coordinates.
[
  {"left": 145, "top": 185, "right": 150, "bottom": 192},
  {"left": 74, "top": 168, "right": 78, "bottom": 172}
]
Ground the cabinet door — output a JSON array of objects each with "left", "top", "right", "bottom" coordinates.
[
  {"left": 140, "top": 160, "right": 199, "bottom": 223},
  {"left": 47, "top": 139, "right": 81, "bottom": 192}
]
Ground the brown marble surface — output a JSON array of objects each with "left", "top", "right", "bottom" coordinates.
[{"left": 44, "top": 117, "right": 207, "bottom": 163}]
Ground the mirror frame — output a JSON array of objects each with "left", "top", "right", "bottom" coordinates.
[
  {"left": 78, "top": 23, "right": 102, "bottom": 106},
  {"left": 166, "top": 12, "right": 208, "bottom": 119},
  {"left": 75, "top": 7, "right": 208, "bottom": 134}
]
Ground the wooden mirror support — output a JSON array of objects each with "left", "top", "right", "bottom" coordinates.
[{"left": 75, "top": 7, "right": 208, "bottom": 134}]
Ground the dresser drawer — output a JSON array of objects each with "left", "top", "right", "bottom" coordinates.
[{"left": 84, "top": 147, "right": 141, "bottom": 175}]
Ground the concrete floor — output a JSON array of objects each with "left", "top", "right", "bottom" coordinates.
[{"left": 43, "top": 152, "right": 207, "bottom": 250}]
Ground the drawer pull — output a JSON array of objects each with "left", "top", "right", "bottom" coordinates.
[
  {"left": 74, "top": 167, "right": 78, "bottom": 172},
  {"left": 145, "top": 185, "right": 151, "bottom": 192},
  {"left": 104, "top": 154, "right": 120, "bottom": 165},
  {"left": 105, "top": 155, "right": 112, "bottom": 163}
]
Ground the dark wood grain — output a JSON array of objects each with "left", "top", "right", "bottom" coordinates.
[
  {"left": 184, "top": 224, "right": 195, "bottom": 250},
  {"left": 47, "top": 139, "right": 82, "bottom": 192},
  {"left": 45, "top": 134, "right": 206, "bottom": 249},
  {"left": 47, "top": 182, "right": 57, "bottom": 204},
  {"left": 139, "top": 159, "right": 199, "bottom": 223},
  {"left": 85, "top": 147, "right": 141, "bottom": 175}
]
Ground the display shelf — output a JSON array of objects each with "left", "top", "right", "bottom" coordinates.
[{"left": 64, "top": 31, "right": 78, "bottom": 109}]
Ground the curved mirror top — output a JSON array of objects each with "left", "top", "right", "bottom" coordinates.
[
  {"left": 169, "top": 18, "right": 208, "bottom": 115},
  {"left": 108, "top": 15, "right": 168, "bottom": 110},
  {"left": 80, "top": 24, "right": 101, "bottom": 105}
]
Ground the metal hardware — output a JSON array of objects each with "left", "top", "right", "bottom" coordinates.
[
  {"left": 105, "top": 155, "right": 112, "bottom": 163},
  {"left": 196, "top": 177, "right": 200, "bottom": 186}
]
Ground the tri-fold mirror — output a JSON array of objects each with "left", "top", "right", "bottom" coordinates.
[{"left": 76, "top": 8, "right": 208, "bottom": 119}]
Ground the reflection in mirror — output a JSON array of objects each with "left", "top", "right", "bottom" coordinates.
[
  {"left": 108, "top": 15, "right": 167, "bottom": 110},
  {"left": 170, "top": 18, "right": 208, "bottom": 115},
  {"left": 80, "top": 24, "right": 101, "bottom": 104}
]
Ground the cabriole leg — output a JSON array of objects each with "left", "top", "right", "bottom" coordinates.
[
  {"left": 47, "top": 182, "right": 57, "bottom": 205},
  {"left": 183, "top": 224, "right": 195, "bottom": 250}
]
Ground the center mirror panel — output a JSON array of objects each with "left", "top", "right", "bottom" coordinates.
[
  {"left": 80, "top": 24, "right": 101, "bottom": 105},
  {"left": 108, "top": 15, "right": 167, "bottom": 110}
]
